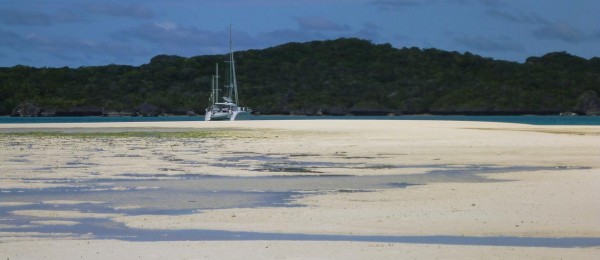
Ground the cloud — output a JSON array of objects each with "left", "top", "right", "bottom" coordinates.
[
  {"left": 260, "top": 29, "right": 319, "bottom": 44},
  {"left": 0, "top": 3, "right": 152, "bottom": 27},
  {"left": 454, "top": 35, "right": 524, "bottom": 52},
  {"left": 0, "top": 9, "right": 52, "bottom": 26},
  {"left": 532, "top": 22, "right": 586, "bottom": 44},
  {"left": 353, "top": 22, "right": 382, "bottom": 41},
  {"left": 294, "top": 16, "right": 350, "bottom": 31},
  {"left": 117, "top": 23, "right": 221, "bottom": 48},
  {"left": 370, "top": 0, "right": 432, "bottom": 10},
  {"left": 370, "top": 0, "right": 472, "bottom": 11},
  {"left": 486, "top": 9, "right": 546, "bottom": 25},
  {"left": 0, "top": 29, "right": 25, "bottom": 48},
  {"left": 0, "top": 8, "right": 87, "bottom": 26},
  {"left": 155, "top": 21, "right": 178, "bottom": 31},
  {"left": 115, "top": 23, "right": 263, "bottom": 56},
  {"left": 116, "top": 20, "right": 378, "bottom": 59},
  {"left": 476, "top": 0, "right": 506, "bottom": 7},
  {"left": 484, "top": 6, "right": 593, "bottom": 45},
  {"left": 81, "top": 2, "right": 155, "bottom": 19},
  {"left": 393, "top": 33, "right": 412, "bottom": 41},
  {"left": 37, "top": 34, "right": 146, "bottom": 58},
  {"left": 256, "top": 17, "right": 356, "bottom": 46},
  {"left": 0, "top": 28, "right": 149, "bottom": 66}
]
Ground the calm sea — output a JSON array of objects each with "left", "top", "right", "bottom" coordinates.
[{"left": 1, "top": 115, "right": 600, "bottom": 125}]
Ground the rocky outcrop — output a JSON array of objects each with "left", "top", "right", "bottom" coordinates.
[
  {"left": 11, "top": 102, "right": 42, "bottom": 117},
  {"left": 54, "top": 106, "right": 104, "bottom": 116},
  {"left": 575, "top": 91, "right": 600, "bottom": 115},
  {"left": 136, "top": 103, "right": 162, "bottom": 117}
]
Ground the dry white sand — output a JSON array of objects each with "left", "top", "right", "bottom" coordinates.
[
  {"left": 1, "top": 120, "right": 599, "bottom": 259},
  {"left": 1, "top": 240, "right": 599, "bottom": 260}
]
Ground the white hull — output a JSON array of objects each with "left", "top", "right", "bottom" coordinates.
[
  {"left": 231, "top": 110, "right": 252, "bottom": 120},
  {"left": 205, "top": 109, "right": 252, "bottom": 121},
  {"left": 206, "top": 111, "right": 230, "bottom": 121}
]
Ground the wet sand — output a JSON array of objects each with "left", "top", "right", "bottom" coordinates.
[{"left": 1, "top": 120, "right": 600, "bottom": 259}]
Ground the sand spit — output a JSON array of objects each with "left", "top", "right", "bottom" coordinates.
[{"left": 1, "top": 120, "right": 599, "bottom": 259}]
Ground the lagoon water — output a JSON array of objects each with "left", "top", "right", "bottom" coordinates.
[
  {"left": 3, "top": 165, "right": 599, "bottom": 247},
  {"left": 2, "top": 115, "right": 600, "bottom": 125}
]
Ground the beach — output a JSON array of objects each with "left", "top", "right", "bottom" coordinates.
[{"left": 1, "top": 120, "right": 599, "bottom": 259}]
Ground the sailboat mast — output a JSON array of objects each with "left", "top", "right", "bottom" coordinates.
[
  {"left": 214, "top": 63, "right": 219, "bottom": 105},
  {"left": 210, "top": 75, "right": 214, "bottom": 105},
  {"left": 229, "top": 25, "right": 239, "bottom": 105}
]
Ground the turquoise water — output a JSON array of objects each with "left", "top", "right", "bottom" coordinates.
[{"left": 1, "top": 115, "right": 600, "bottom": 125}]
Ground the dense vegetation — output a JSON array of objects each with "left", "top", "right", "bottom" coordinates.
[{"left": 1, "top": 38, "right": 599, "bottom": 116}]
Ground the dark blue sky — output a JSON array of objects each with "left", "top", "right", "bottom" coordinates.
[{"left": 1, "top": 0, "right": 598, "bottom": 67}]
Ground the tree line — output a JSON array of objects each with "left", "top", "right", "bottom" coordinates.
[{"left": 2, "top": 38, "right": 599, "bottom": 116}]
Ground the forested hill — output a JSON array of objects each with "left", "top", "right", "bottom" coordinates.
[{"left": 2, "top": 38, "right": 600, "bottom": 116}]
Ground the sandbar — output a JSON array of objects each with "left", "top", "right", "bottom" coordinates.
[{"left": 1, "top": 120, "right": 599, "bottom": 259}]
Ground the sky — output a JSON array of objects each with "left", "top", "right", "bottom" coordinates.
[{"left": 1, "top": 0, "right": 599, "bottom": 67}]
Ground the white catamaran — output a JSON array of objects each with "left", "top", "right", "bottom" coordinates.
[{"left": 205, "top": 27, "right": 251, "bottom": 121}]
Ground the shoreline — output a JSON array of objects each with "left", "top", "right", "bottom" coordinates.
[
  {"left": 2, "top": 110, "right": 595, "bottom": 117},
  {"left": 2, "top": 115, "right": 600, "bottom": 129}
]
